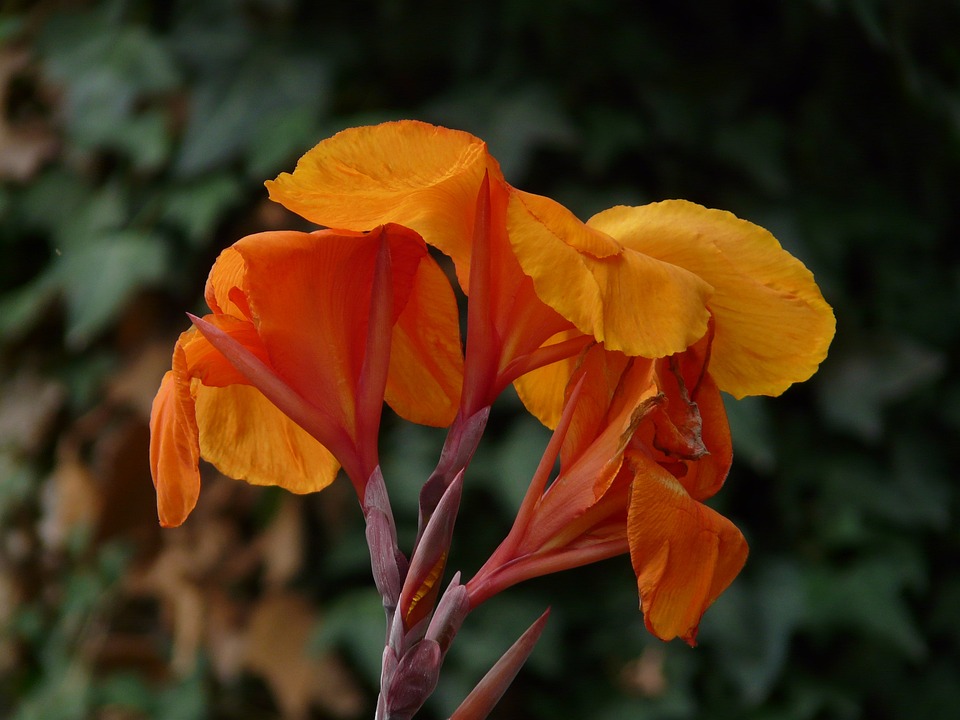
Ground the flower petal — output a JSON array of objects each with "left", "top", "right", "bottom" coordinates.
[
  {"left": 512, "top": 330, "right": 587, "bottom": 429},
  {"left": 265, "top": 120, "right": 495, "bottom": 287},
  {"left": 149, "top": 357, "right": 200, "bottom": 528},
  {"left": 195, "top": 384, "right": 340, "bottom": 494},
  {"left": 204, "top": 246, "right": 249, "bottom": 318},
  {"left": 386, "top": 246, "right": 464, "bottom": 427},
  {"left": 507, "top": 190, "right": 714, "bottom": 358},
  {"left": 627, "top": 452, "right": 748, "bottom": 645},
  {"left": 588, "top": 201, "right": 835, "bottom": 397}
]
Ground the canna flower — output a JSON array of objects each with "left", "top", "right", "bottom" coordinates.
[
  {"left": 149, "top": 224, "right": 463, "bottom": 526},
  {"left": 262, "top": 121, "right": 834, "bottom": 645},
  {"left": 513, "top": 199, "right": 836, "bottom": 427},
  {"left": 265, "top": 121, "right": 717, "bottom": 419},
  {"left": 453, "top": 170, "right": 834, "bottom": 645},
  {"left": 465, "top": 337, "right": 744, "bottom": 645}
]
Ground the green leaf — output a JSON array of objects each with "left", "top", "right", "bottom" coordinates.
[
  {"left": 805, "top": 553, "right": 926, "bottom": 659},
  {"left": 311, "top": 588, "right": 385, "bottom": 686},
  {"left": 816, "top": 334, "right": 944, "bottom": 441},
  {"left": 37, "top": 9, "right": 179, "bottom": 154},
  {"left": 53, "top": 230, "right": 169, "bottom": 349},
  {"left": 699, "top": 561, "right": 805, "bottom": 704},
  {"left": 174, "top": 48, "right": 329, "bottom": 177},
  {"left": 161, "top": 175, "right": 243, "bottom": 245},
  {"left": 724, "top": 395, "right": 777, "bottom": 472}
]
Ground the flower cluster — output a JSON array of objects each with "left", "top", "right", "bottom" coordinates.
[{"left": 150, "top": 121, "right": 834, "bottom": 718}]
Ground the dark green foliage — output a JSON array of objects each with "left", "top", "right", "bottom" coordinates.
[{"left": 2, "top": 0, "right": 957, "bottom": 718}]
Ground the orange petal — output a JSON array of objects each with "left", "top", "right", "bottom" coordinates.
[
  {"left": 386, "top": 248, "right": 464, "bottom": 426},
  {"left": 194, "top": 384, "right": 340, "bottom": 494},
  {"left": 265, "top": 120, "right": 496, "bottom": 288},
  {"left": 588, "top": 201, "right": 835, "bottom": 397},
  {"left": 627, "top": 452, "right": 748, "bottom": 645},
  {"left": 149, "top": 343, "right": 201, "bottom": 528},
  {"left": 680, "top": 372, "right": 732, "bottom": 502},
  {"left": 507, "top": 190, "right": 714, "bottom": 359},
  {"left": 205, "top": 246, "right": 248, "bottom": 318}
]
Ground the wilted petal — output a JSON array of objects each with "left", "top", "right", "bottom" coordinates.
[
  {"left": 588, "top": 201, "right": 835, "bottom": 397},
  {"left": 627, "top": 451, "right": 748, "bottom": 645},
  {"left": 507, "top": 190, "right": 714, "bottom": 359},
  {"left": 265, "top": 120, "right": 495, "bottom": 286}
]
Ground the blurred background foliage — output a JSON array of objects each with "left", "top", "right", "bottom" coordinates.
[{"left": 1, "top": 0, "right": 958, "bottom": 718}]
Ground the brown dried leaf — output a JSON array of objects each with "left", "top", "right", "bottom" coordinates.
[
  {"left": 106, "top": 342, "right": 174, "bottom": 421},
  {"left": 243, "top": 592, "right": 365, "bottom": 720},
  {"left": 0, "top": 371, "right": 66, "bottom": 455},
  {"left": 0, "top": 48, "right": 58, "bottom": 181},
  {"left": 258, "top": 494, "right": 304, "bottom": 589},
  {"left": 619, "top": 645, "right": 667, "bottom": 698},
  {"left": 39, "top": 454, "right": 101, "bottom": 550}
]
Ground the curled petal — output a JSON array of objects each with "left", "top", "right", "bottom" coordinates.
[
  {"left": 627, "top": 452, "right": 748, "bottom": 645},
  {"left": 677, "top": 372, "right": 732, "bottom": 502},
  {"left": 588, "top": 201, "right": 835, "bottom": 397},
  {"left": 204, "top": 246, "right": 249, "bottom": 318},
  {"left": 507, "top": 190, "right": 714, "bottom": 359}
]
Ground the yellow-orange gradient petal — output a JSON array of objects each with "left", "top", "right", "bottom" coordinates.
[
  {"left": 386, "top": 249, "right": 464, "bottom": 426},
  {"left": 507, "top": 190, "right": 714, "bottom": 359},
  {"left": 512, "top": 330, "right": 586, "bottom": 429},
  {"left": 588, "top": 201, "right": 835, "bottom": 398},
  {"left": 627, "top": 452, "right": 748, "bottom": 645},
  {"left": 265, "top": 121, "right": 496, "bottom": 287},
  {"left": 195, "top": 384, "right": 340, "bottom": 494}
]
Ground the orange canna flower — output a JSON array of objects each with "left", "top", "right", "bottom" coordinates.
[
  {"left": 513, "top": 199, "right": 836, "bottom": 427},
  {"left": 153, "top": 119, "right": 835, "bottom": 649},
  {"left": 261, "top": 121, "right": 834, "bottom": 644},
  {"left": 466, "top": 336, "right": 746, "bottom": 645},
  {"left": 265, "top": 121, "right": 716, "bottom": 417},
  {"left": 266, "top": 121, "right": 833, "bottom": 426},
  {"left": 149, "top": 224, "right": 463, "bottom": 526}
]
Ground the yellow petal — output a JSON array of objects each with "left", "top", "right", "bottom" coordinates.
[
  {"left": 265, "top": 120, "right": 495, "bottom": 286},
  {"left": 507, "top": 190, "right": 714, "bottom": 359},
  {"left": 588, "top": 201, "right": 835, "bottom": 397},
  {"left": 512, "top": 330, "right": 584, "bottom": 429},
  {"left": 195, "top": 384, "right": 340, "bottom": 494},
  {"left": 627, "top": 452, "right": 748, "bottom": 645}
]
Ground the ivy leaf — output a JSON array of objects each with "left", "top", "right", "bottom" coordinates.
[{"left": 54, "top": 230, "right": 169, "bottom": 349}]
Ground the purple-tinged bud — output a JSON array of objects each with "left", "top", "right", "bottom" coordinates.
[
  {"left": 399, "top": 471, "right": 464, "bottom": 629},
  {"left": 425, "top": 573, "right": 470, "bottom": 655},
  {"left": 385, "top": 639, "right": 442, "bottom": 720}
]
